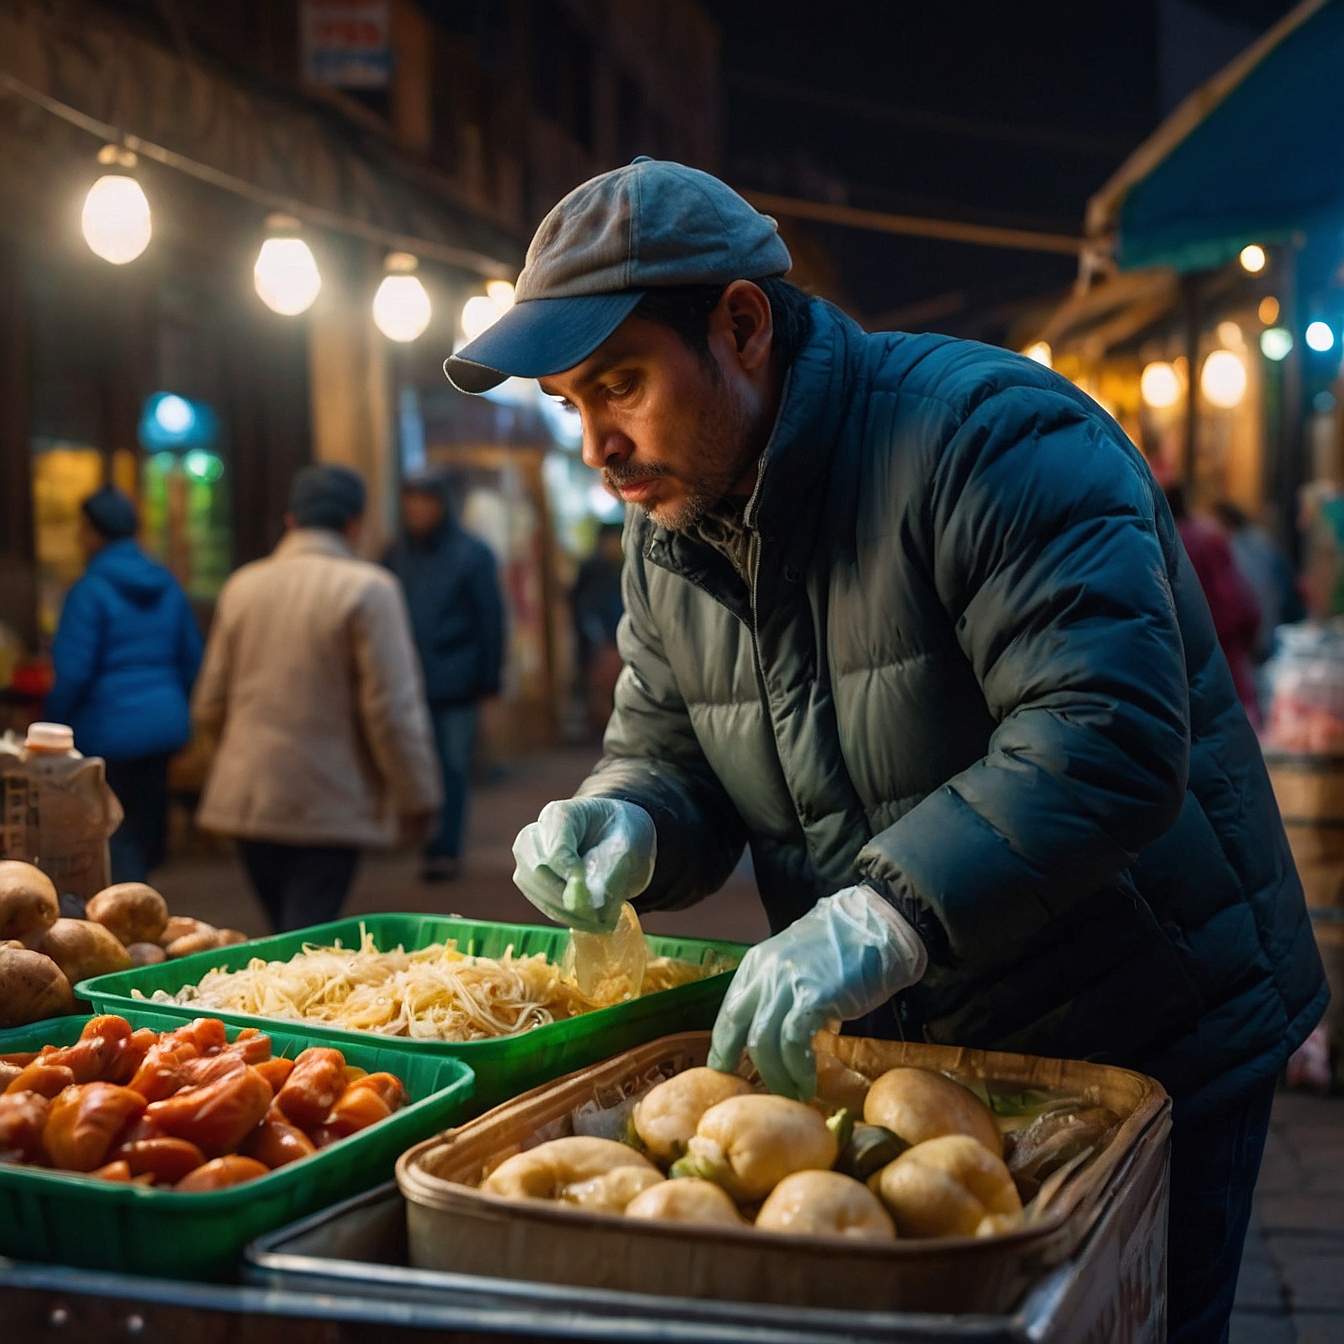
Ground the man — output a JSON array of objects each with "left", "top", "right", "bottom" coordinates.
[
  {"left": 193, "top": 464, "right": 441, "bottom": 931},
  {"left": 383, "top": 468, "right": 505, "bottom": 881},
  {"left": 570, "top": 521, "right": 626, "bottom": 735},
  {"left": 448, "top": 159, "right": 1324, "bottom": 1342},
  {"left": 47, "top": 486, "right": 202, "bottom": 883}
]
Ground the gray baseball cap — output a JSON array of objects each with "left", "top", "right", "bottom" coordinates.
[{"left": 444, "top": 158, "right": 792, "bottom": 394}]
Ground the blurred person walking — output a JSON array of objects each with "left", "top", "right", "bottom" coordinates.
[
  {"left": 193, "top": 465, "right": 441, "bottom": 931},
  {"left": 383, "top": 468, "right": 505, "bottom": 882},
  {"left": 1168, "top": 486, "right": 1263, "bottom": 726},
  {"left": 47, "top": 486, "right": 202, "bottom": 884},
  {"left": 570, "top": 522, "right": 626, "bottom": 735}
]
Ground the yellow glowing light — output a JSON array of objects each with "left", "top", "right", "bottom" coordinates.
[
  {"left": 253, "top": 237, "right": 322, "bottom": 316},
  {"left": 1140, "top": 361, "right": 1182, "bottom": 410},
  {"left": 1200, "top": 350, "right": 1247, "bottom": 408},
  {"left": 461, "top": 294, "right": 506, "bottom": 341},
  {"left": 486, "top": 279, "right": 516, "bottom": 309},
  {"left": 81, "top": 175, "right": 152, "bottom": 264},
  {"left": 1239, "top": 244, "right": 1266, "bottom": 274},
  {"left": 373, "top": 274, "right": 432, "bottom": 342},
  {"left": 1022, "top": 341, "right": 1052, "bottom": 367},
  {"left": 1258, "top": 296, "right": 1280, "bottom": 325}
]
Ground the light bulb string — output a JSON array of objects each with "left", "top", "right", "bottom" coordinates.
[{"left": 0, "top": 66, "right": 515, "bottom": 281}]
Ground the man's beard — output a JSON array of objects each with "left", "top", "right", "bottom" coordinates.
[{"left": 602, "top": 378, "right": 759, "bottom": 532}]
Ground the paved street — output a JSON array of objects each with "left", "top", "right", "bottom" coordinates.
[{"left": 153, "top": 745, "right": 1343, "bottom": 1338}]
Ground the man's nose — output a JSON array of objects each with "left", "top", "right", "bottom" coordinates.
[{"left": 581, "top": 422, "right": 633, "bottom": 472}]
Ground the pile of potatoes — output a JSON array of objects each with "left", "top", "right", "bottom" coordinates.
[
  {"left": 0, "top": 861, "right": 247, "bottom": 1029},
  {"left": 478, "top": 1058, "right": 1120, "bottom": 1244}
]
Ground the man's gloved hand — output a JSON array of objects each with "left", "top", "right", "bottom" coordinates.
[
  {"left": 708, "top": 884, "right": 927, "bottom": 1100},
  {"left": 512, "top": 799, "right": 657, "bottom": 934}
]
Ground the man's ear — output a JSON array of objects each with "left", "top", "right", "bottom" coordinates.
[{"left": 716, "top": 280, "right": 773, "bottom": 372}]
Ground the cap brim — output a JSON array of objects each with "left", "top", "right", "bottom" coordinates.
[{"left": 444, "top": 291, "right": 645, "bottom": 393}]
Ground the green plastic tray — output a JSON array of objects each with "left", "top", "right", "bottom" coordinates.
[
  {"left": 77, "top": 914, "right": 744, "bottom": 1111},
  {"left": 0, "top": 1006, "right": 474, "bottom": 1280}
]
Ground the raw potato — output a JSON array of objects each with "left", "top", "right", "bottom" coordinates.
[
  {"left": 0, "top": 862, "right": 59, "bottom": 943},
  {"left": 127, "top": 942, "right": 167, "bottom": 968},
  {"left": 159, "top": 916, "right": 213, "bottom": 949},
  {"left": 217, "top": 929, "right": 248, "bottom": 948},
  {"left": 864, "top": 1068, "right": 1003, "bottom": 1157},
  {"left": 756, "top": 1169, "right": 896, "bottom": 1241},
  {"left": 166, "top": 929, "right": 226, "bottom": 959},
  {"left": 682, "top": 1094, "right": 838, "bottom": 1202},
  {"left": 36, "top": 919, "right": 132, "bottom": 985},
  {"left": 482, "top": 1136, "right": 659, "bottom": 1201},
  {"left": 874, "top": 1134, "right": 1021, "bottom": 1238},
  {"left": 560, "top": 1164, "right": 664, "bottom": 1213},
  {"left": 85, "top": 884, "right": 169, "bottom": 946},
  {"left": 625, "top": 1177, "right": 746, "bottom": 1227},
  {"left": 0, "top": 947, "right": 75, "bottom": 1028},
  {"left": 633, "top": 1067, "right": 754, "bottom": 1164},
  {"left": 814, "top": 1052, "right": 873, "bottom": 1112}
]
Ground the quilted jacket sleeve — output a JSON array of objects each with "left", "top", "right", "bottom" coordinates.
[
  {"left": 577, "top": 538, "right": 747, "bottom": 911},
  {"left": 857, "top": 387, "right": 1192, "bottom": 973},
  {"left": 46, "top": 578, "right": 105, "bottom": 726}
]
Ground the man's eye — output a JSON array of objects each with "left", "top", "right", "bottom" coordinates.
[{"left": 606, "top": 379, "right": 635, "bottom": 399}]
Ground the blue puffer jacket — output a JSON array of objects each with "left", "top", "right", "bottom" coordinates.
[
  {"left": 47, "top": 540, "right": 203, "bottom": 761},
  {"left": 383, "top": 521, "right": 506, "bottom": 707},
  {"left": 579, "top": 299, "right": 1327, "bottom": 1123}
]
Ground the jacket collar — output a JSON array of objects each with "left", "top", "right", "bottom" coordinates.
[
  {"left": 643, "top": 299, "right": 864, "bottom": 616},
  {"left": 274, "top": 528, "right": 356, "bottom": 561}
]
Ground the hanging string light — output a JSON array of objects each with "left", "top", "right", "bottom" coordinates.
[
  {"left": 81, "top": 145, "right": 152, "bottom": 264},
  {"left": 373, "top": 252, "right": 432, "bottom": 342},
  {"left": 460, "top": 279, "right": 515, "bottom": 342},
  {"left": 253, "top": 214, "right": 322, "bottom": 315}
]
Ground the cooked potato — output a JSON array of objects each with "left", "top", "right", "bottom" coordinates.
[
  {"left": 482, "top": 1136, "right": 659, "bottom": 1201},
  {"left": 874, "top": 1134, "right": 1021, "bottom": 1238},
  {"left": 559, "top": 1164, "right": 664, "bottom": 1213},
  {"left": 165, "top": 928, "right": 226, "bottom": 959},
  {"left": 217, "top": 929, "right": 248, "bottom": 947},
  {"left": 0, "top": 947, "right": 75, "bottom": 1028},
  {"left": 679, "top": 1094, "right": 838, "bottom": 1202},
  {"left": 625, "top": 1178, "right": 746, "bottom": 1227},
  {"left": 864, "top": 1068, "right": 1003, "bottom": 1157},
  {"left": 126, "top": 942, "right": 167, "bottom": 968},
  {"left": 814, "top": 1052, "right": 872, "bottom": 1112},
  {"left": 159, "top": 916, "right": 212, "bottom": 949},
  {"left": 633, "top": 1067, "right": 754, "bottom": 1164},
  {"left": 36, "top": 919, "right": 132, "bottom": 986},
  {"left": 0, "top": 862, "right": 60, "bottom": 943},
  {"left": 85, "top": 884, "right": 169, "bottom": 946},
  {"left": 756, "top": 1169, "right": 896, "bottom": 1240}
]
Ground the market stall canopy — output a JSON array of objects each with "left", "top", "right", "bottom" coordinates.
[
  {"left": 1086, "top": 0, "right": 1344, "bottom": 274},
  {"left": 0, "top": 0, "right": 522, "bottom": 278}
]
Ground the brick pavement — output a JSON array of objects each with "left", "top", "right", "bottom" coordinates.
[{"left": 152, "top": 745, "right": 1343, "bottom": 1338}]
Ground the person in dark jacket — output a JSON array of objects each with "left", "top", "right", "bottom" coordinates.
[
  {"left": 383, "top": 469, "right": 506, "bottom": 881},
  {"left": 446, "top": 160, "right": 1326, "bottom": 1344},
  {"left": 47, "top": 486, "right": 203, "bottom": 883}
]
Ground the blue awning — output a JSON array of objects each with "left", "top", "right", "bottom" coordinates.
[{"left": 1092, "top": 0, "right": 1344, "bottom": 274}]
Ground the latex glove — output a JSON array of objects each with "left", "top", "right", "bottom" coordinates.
[
  {"left": 512, "top": 799, "right": 657, "bottom": 934},
  {"left": 708, "top": 884, "right": 927, "bottom": 1100}
]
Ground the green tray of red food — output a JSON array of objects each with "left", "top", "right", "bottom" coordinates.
[
  {"left": 76, "top": 914, "right": 746, "bottom": 1112},
  {"left": 0, "top": 1007, "right": 474, "bottom": 1280}
]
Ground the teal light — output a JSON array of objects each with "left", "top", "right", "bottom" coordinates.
[
  {"left": 183, "top": 450, "right": 224, "bottom": 482},
  {"left": 1260, "top": 327, "right": 1294, "bottom": 361},
  {"left": 1306, "top": 320, "right": 1336, "bottom": 353}
]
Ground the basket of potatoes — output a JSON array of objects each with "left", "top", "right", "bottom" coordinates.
[
  {"left": 0, "top": 861, "right": 246, "bottom": 1034},
  {"left": 397, "top": 1030, "right": 1170, "bottom": 1316}
]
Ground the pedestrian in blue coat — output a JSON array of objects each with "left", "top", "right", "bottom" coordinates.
[
  {"left": 47, "top": 486, "right": 202, "bottom": 883},
  {"left": 383, "top": 469, "right": 506, "bottom": 882}
]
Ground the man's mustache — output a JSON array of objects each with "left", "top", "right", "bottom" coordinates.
[{"left": 602, "top": 460, "right": 674, "bottom": 494}]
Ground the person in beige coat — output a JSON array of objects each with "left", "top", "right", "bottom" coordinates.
[{"left": 193, "top": 464, "right": 442, "bottom": 931}]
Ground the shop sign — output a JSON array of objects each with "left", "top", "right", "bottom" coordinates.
[{"left": 300, "top": 1, "right": 392, "bottom": 89}]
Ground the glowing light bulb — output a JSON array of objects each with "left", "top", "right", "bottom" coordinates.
[
  {"left": 1022, "top": 341, "right": 1052, "bottom": 367},
  {"left": 1200, "top": 350, "right": 1247, "bottom": 409},
  {"left": 486, "top": 279, "right": 516, "bottom": 309},
  {"left": 373, "top": 274, "right": 432, "bottom": 342},
  {"left": 1140, "top": 361, "right": 1182, "bottom": 409},
  {"left": 461, "top": 293, "right": 506, "bottom": 341},
  {"left": 154, "top": 394, "right": 195, "bottom": 436},
  {"left": 254, "top": 237, "right": 322, "bottom": 316},
  {"left": 1239, "top": 244, "right": 1266, "bottom": 274},
  {"left": 1258, "top": 296, "right": 1279, "bottom": 325},
  {"left": 82, "top": 175, "right": 152, "bottom": 264},
  {"left": 1260, "top": 327, "right": 1293, "bottom": 361},
  {"left": 1306, "top": 321, "right": 1335, "bottom": 353}
]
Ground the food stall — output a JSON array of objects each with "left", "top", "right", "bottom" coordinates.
[{"left": 0, "top": 830, "right": 1172, "bottom": 1342}]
